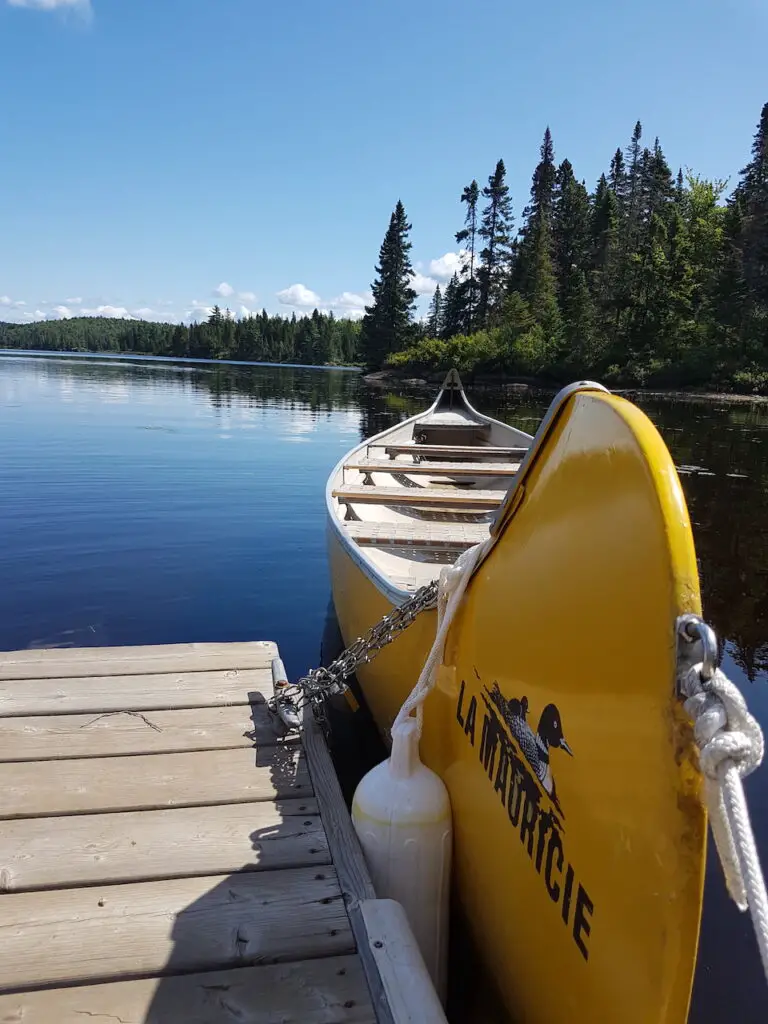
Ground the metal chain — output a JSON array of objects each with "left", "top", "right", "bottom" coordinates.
[{"left": 268, "top": 579, "right": 438, "bottom": 731}]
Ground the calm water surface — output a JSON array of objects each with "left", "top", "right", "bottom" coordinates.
[{"left": 0, "top": 352, "right": 765, "bottom": 1020}]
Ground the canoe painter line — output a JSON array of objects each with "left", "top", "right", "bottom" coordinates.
[{"left": 0, "top": 641, "right": 446, "bottom": 1024}]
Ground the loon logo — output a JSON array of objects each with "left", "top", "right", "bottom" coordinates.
[
  {"left": 485, "top": 683, "right": 573, "bottom": 817},
  {"left": 456, "top": 676, "right": 594, "bottom": 961}
]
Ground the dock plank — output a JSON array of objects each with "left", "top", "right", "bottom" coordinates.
[
  {"left": 0, "top": 746, "right": 311, "bottom": 818},
  {"left": 0, "top": 640, "right": 277, "bottom": 680},
  {"left": 0, "top": 703, "right": 290, "bottom": 761},
  {"left": 0, "top": 800, "right": 329, "bottom": 891},
  {"left": 0, "top": 956, "right": 375, "bottom": 1023},
  {"left": 0, "top": 667, "right": 274, "bottom": 717},
  {"left": 0, "top": 866, "right": 353, "bottom": 992}
]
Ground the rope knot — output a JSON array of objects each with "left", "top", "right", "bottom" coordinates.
[{"left": 682, "top": 665, "right": 764, "bottom": 780}]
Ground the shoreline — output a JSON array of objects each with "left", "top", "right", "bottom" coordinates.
[
  {"left": 363, "top": 369, "right": 768, "bottom": 405},
  {"left": 2, "top": 349, "right": 766, "bottom": 404}
]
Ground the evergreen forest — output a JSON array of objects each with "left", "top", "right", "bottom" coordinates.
[{"left": 3, "top": 102, "right": 767, "bottom": 393}]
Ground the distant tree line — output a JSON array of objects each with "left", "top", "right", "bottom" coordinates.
[
  {"left": 0, "top": 306, "right": 361, "bottom": 367},
  {"left": 361, "top": 102, "right": 768, "bottom": 392}
]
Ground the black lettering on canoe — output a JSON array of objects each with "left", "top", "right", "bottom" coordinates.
[
  {"left": 573, "top": 884, "right": 594, "bottom": 961},
  {"left": 479, "top": 713, "right": 499, "bottom": 780},
  {"left": 493, "top": 746, "right": 509, "bottom": 806},
  {"left": 544, "top": 830, "right": 563, "bottom": 901},
  {"left": 561, "top": 863, "right": 575, "bottom": 926},
  {"left": 519, "top": 791, "right": 538, "bottom": 858},
  {"left": 456, "top": 680, "right": 466, "bottom": 728},
  {"left": 464, "top": 695, "right": 477, "bottom": 746},
  {"left": 508, "top": 772, "right": 524, "bottom": 826},
  {"left": 535, "top": 810, "right": 554, "bottom": 874}
]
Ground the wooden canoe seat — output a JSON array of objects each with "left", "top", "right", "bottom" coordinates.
[
  {"left": 378, "top": 443, "right": 528, "bottom": 461},
  {"left": 346, "top": 459, "right": 521, "bottom": 478},
  {"left": 345, "top": 520, "right": 489, "bottom": 549},
  {"left": 332, "top": 485, "right": 504, "bottom": 510}
]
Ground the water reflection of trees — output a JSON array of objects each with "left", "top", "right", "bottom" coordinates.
[
  {"left": 638, "top": 397, "right": 768, "bottom": 682},
  {"left": 357, "top": 382, "right": 768, "bottom": 682},
  {"left": 15, "top": 356, "right": 768, "bottom": 679}
]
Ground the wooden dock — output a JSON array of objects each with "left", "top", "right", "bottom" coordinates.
[{"left": 0, "top": 641, "right": 445, "bottom": 1023}]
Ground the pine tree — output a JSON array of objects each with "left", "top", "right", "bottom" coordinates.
[
  {"left": 738, "top": 102, "right": 768, "bottom": 308},
  {"left": 552, "top": 160, "right": 594, "bottom": 367},
  {"left": 589, "top": 175, "right": 620, "bottom": 323},
  {"left": 626, "top": 121, "right": 644, "bottom": 229},
  {"left": 441, "top": 273, "right": 464, "bottom": 338},
  {"left": 426, "top": 285, "right": 443, "bottom": 338},
  {"left": 359, "top": 200, "right": 417, "bottom": 369},
  {"left": 455, "top": 180, "right": 480, "bottom": 332},
  {"left": 511, "top": 127, "right": 561, "bottom": 346},
  {"left": 553, "top": 159, "right": 591, "bottom": 294},
  {"left": 609, "top": 148, "right": 627, "bottom": 216},
  {"left": 477, "top": 160, "right": 514, "bottom": 327}
]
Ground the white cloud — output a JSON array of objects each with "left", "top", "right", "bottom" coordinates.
[
  {"left": 276, "top": 283, "right": 321, "bottom": 308},
  {"left": 214, "top": 282, "right": 234, "bottom": 298},
  {"left": 79, "top": 305, "right": 133, "bottom": 318},
  {"left": 327, "top": 291, "right": 370, "bottom": 320},
  {"left": 65, "top": 296, "right": 82, "bottom": 304},
  {"left": 0, "top": 296, "right": 11, "bottom": 305},
  {"left": 52, "top": 305, "right": 73, "bottom": 319},
  {"left": 428, "top": 250, "right": 470, "bottom": 281},
  {"left": 238, "top": 290, "right": 256, "bottom": 303},
  {"left": 133, "top": 307, "right": 155, "bottom": 319},
  {"left": 411, "top": 271, "right": 438, "bottom": 296},
  {"left": 331, "top": 291, "right": 369, "bottom": 311},
  {"left": 7, "top": 0, "right": 92, "bottom": 13}
]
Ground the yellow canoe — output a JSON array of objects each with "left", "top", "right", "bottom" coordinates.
[{"left": 327, "top": 373, "right": 706, "bottom": 1023}]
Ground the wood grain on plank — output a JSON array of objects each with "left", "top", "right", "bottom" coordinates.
[
  {"left": 332, "top": 484, "right": 504, "bottom": 509},
  {"left": 0, "top": 641, "right": 277, "bottom": 680},
  {"left": 301, "top": 705, "right": 375, "bottom": 905},
  {"left": 0, "top": 703, "right": 291, "bottom": 762},
  {"left": 347, "top": 458, "right": 521, "bottom": 477},
  {"left": 0, "top": 746, "right": 311, "bottom": 819},
  {"left": 0, "top": 668, "right": 274, "bottom": 717},
  {"left": 0, "top": 956, "right": 374, "bottom": 1024},
  {"left": 0, "top": 866, "right": 353, "bottom": 992},
  {"left": 0, "top": 956, "right": 375, "bottom": 1024},
  {"left": 0, "top": 800, "right": 330, "bottom": 891}
]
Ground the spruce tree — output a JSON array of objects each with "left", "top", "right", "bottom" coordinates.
[
  {"left": 359, "top": 200, "right": 417, "bottom": 369},
  {"left": 511, "top": 127, "right": 561, "bottom": 346},
  {"left": 553, "top": 159, "right": 591, "bottom": 294},
  {"left": 441, "top": 273, "right": 464, "bottom": 339},
  {"left": 477, "top": 159, "right": 514, "bottom": 327},
  {"left": 426, "top": 285, "right": 443, "bottom": 338},
  {"left": 455, "top": 180, "right": 480, "bottom": 332},
  {"left": 738, "top": 102, "right": 768, "bottom": 308}
]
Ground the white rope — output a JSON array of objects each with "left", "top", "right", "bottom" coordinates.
[
  {"left": 393, "top": 539, "right": 490, "bottom": 736},
  {"left": 681, "top": 663, "right": 768, "bottom": 981}
]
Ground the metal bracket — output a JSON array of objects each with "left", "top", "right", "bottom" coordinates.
[{"left": 676, "top": 613, "right": 719, "bottom": 696}]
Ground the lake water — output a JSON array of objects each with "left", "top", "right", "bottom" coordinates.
[{"left": 0, "top": 351, "right": 766, "bottom": 1020}]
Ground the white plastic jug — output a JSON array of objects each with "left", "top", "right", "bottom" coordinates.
[{"left": 351, "top": 717, "right": 452, "bottom": 1003}]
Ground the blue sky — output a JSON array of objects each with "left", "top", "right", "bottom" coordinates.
[{"left": 0, "top": 0, "right": 766, "bottom": 326}]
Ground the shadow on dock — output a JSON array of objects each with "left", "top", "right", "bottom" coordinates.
[{"left": 141, "top": 688, "right": 371, "bottom": 1022}]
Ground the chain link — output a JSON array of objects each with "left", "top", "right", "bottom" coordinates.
[{"left": 268, "top": 580, "right": 438, "bottom": 731}]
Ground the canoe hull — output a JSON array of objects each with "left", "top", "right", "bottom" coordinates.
[{"left": 328, "top": 388, "right": 706, "bottom": 1024}]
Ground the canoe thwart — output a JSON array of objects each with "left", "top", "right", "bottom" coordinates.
[
  {"left": 346, "top": 459, "right": 521, "bottom": 478},
  {"left": 332, "top": 485, "right": 504, "bottom": 510}
]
